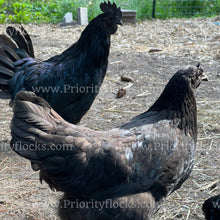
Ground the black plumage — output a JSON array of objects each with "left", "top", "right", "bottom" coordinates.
[
  {"left": 0, "top": 1, "right": 122, "bottom": 124},
  {"left": 10, "top": 64, "right": 208, "bottom": 219},
  {"left": 203, "top": 194, "right": 220, "bottom": 220}
]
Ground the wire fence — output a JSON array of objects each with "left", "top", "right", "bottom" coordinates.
[
  {"left": 120, "top": 0, "right": 220, "bottom": 19},
  {"left": 152, "top": 0, "right": 220, "bottom": 18},
  {"left": 159, "top": 0, "right": 220, "bottom": 17}
]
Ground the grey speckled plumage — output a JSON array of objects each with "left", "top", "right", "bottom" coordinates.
[{"left": 10, "top": 64, "right": 208, "bottom": 220}]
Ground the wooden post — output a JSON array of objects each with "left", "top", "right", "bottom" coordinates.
[{"left": 152, "top": 0, "right": 156, "bottom": 18}]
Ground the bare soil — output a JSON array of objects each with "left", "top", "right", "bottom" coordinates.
[{"left": 0, "top": 17, "right": 220, "bottom": 220}]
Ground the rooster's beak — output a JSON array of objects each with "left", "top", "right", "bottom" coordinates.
[{"left": 117, "top": 20, "right": 123, "bottom": 26}]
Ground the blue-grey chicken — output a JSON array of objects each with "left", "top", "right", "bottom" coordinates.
[{"left": 10, "top": 64, "right": 208, "bottom": 219}]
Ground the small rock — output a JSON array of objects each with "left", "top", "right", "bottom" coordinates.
[
  {"left": 149, "top": 48, "right": 163, "bottom": 53},
  {"left": 200, "top": 151, "right": 208, "bottom": 156},
  {"left": 121, "top": 75, "right": 134, "bottom": 82},
  {"left": 182, "top": 36, "right": 193, "bottom": 41},
  {"left": 116, "top": 88, "right": 126, "bottom": 98},
  {"left": 184, "top": 42, "right": 194, "bottom": 46}
]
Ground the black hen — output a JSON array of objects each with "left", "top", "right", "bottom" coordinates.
[
  {"left": 10, "top": 65, "right": 208, "bottom": 219},
  {"left": 203, "top": 194, "right": 220, "bottom": 220},
  {"left": 0, "top": 1, "right": 122, "bottom": 124}
]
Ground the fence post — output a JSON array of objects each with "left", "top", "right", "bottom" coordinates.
[{"left": 152, "top": 0, "right": 156, "bottom": 18}]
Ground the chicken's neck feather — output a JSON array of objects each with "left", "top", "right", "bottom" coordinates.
[
  {"left": 58, "top": 14, "right": 110, "bottom": 65},
  {"left": 149, "top": 78, "right": 197, "bottom": 141},
  {"left": 121, "top": 74, "right": 197, "bottom": 142},
  {"left": 46, "top": 14, "right": 111, "bottom": 82}
]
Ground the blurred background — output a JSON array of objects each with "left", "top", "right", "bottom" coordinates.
[{"left": 0, "top": 0, "right": 220, "bottom": 24}]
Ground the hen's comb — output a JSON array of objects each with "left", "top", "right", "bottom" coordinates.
[{"left": 100, "top": 1, "right": 120, "bottom": 14}]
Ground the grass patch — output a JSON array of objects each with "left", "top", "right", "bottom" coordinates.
[{"left": 0, "top": 0, "right": 219, "bottom": 24}]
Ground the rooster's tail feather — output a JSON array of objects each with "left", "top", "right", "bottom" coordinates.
[{"left": 0, "top": 26, "right": 34, "bottom": 98}]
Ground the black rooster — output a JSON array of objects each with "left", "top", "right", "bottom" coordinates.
[
  {"left": 10, "top": 64, "right": 208, "bottom": 219},
  {"left": 0, "top": 1, "right": 122, "bottom": 124},
  {"left": 203, "top": 194, "right": 220, "bottom": 220}
]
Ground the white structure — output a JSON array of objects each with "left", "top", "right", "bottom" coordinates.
[
  {"left": 77, "top": 7, "right": 88, "bottom": 26},
  {"left": 60, "top": 12, "right": 75, "bottom": 26},
  {"left": 63, "top": 12, "right": 73, "bottom": 23}
]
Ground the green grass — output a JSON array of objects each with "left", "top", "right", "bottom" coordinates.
[
  {"left": 0, "top": 0, "right": 219, "bottom": 24},
  {"left": 156, "top": 0, "right": 220, "bottom": 18}
]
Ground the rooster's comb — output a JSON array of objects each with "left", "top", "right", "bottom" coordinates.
[{"left": 100, "top": 1, "right": 121, "bottom": 14}]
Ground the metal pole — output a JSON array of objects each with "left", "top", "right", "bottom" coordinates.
[{"left": 152, "top": 0, "right": 156, "bottom": 18}]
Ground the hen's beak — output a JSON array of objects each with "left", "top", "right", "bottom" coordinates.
[
  {"left": 201, "top": 73, "right": 208, "bottom": 81},
  {"left": 197, "top": 63, "right": 208, "bottom": 81}
]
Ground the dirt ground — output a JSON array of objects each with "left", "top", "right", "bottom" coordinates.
[{"left": 0, "top": 17, "right": 220, "bottom": 220}]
